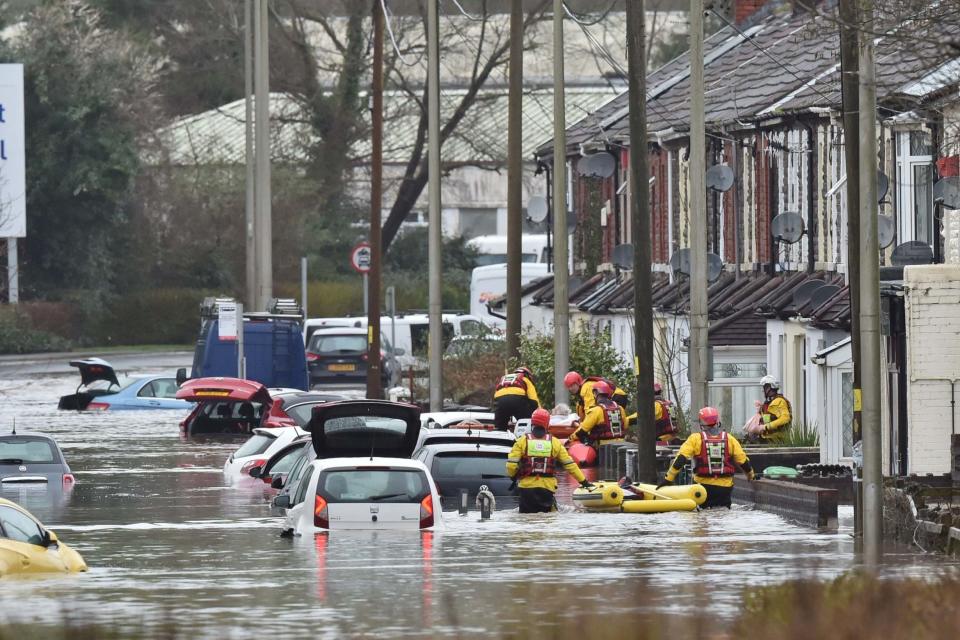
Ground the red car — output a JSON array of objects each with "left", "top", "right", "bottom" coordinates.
[{"left": 176, "top": 378, "right": 345, "bottom": 437}]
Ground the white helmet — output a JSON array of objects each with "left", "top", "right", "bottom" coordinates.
[{"left": 760, "top": 375, "right": 780, "bottom": 389}]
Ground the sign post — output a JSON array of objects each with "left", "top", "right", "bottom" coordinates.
[
  {"left": 0, "top": 64, "right": 27, "bottom": 304},
  {"left": 217, "top": 301, "right": 245, "bottom": 378},
  {"left": 350, "top": 241, "right": 372, "bottom": 314}
]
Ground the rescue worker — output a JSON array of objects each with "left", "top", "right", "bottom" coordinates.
[
  {"left": 757, "top": 375, "right": 792, "bottom": 442},
  {"left": 492, "top": 366, "right": 540, "bottom": 431},
  {"left": 653, "top": 382, "right": 680, "bottom": 444},
  {"left": 658, "top": 406, "right": 755, "bottom": 508},
  {"left": 507, "top": 408, "right": 593, "bottom": 513},
  {"left": 568, "top": 381, "right": 629, "bottom": 447},
  {"left": 563, "top": 371, "right": 629, "bottom": 421}
]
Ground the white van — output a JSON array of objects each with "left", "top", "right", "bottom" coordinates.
[
  {"left": 467, "top": 234, "right": 548, "bottom": 266},
  {"left": 470, "top": 263, "right": 550, "bottom": 328},
  {"left": 303, "top": 314, "right": 486, "bottom": 368}
]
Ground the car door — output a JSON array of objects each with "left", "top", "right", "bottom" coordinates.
[
  {"left": 0, "top": 506, "right": 65, "bottom": 574},
  {"left": 308, "top": 400, "right": 421, "bottom": 459}
]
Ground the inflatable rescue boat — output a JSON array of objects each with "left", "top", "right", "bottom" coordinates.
[{"left": 572, "top": 480, "right": 705, "bottom": 513}]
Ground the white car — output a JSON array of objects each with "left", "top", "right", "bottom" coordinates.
[
  {"left": 419, "top": 411, "right": 497, "bottom": 429},
  {"left": 279, "top": 400, "right": 442, "bottom": 532},
  {"left": 414, "top": 427, "right": 516, "bottom": 451},
  {"left": 223, "top": 426, "right": 308, "bottom": 478}
]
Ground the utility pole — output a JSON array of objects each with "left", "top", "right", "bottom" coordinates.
[
  {"left": 254, "top": 0, "right": 273, "bottom": 310},
  {"left": 858, "top": 0, "right": 882, "bottom": 567},
  {"left": 552, "top": 0, "right": 570, "bottom": 405},
  {"left": 506, "top": 0, "right": 523, "bottom": 361},
  {"left": 367, "top": 0, "right": 384, "bottom": 400},
  {"left": 244, "top": 0, "right": 256, "bottom": 311},
  {"left": 838, "top": 0, "right": 863, "bottom": 540},
  {"left": 627, "top": 0, "right": 656, "bottom": 482},
  {"left": 688, "top": 0, "right": 709, "bottom": 412},
  {"left": 427, "top": 0, "right": 443, "bottom": 411}
]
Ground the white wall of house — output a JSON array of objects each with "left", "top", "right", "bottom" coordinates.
[
  {"left": 904, "top": 265, "right": 960, "bottom": 474},
  {"left": 814, "top": 340, "right": 853, "bottom": 465}
]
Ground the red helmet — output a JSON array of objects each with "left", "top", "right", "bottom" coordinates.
[
  {"left": 563, "top": 371, "right": 583, "bottom": 388},
  {"left": 531, "top": 408, "right": 551, "bottom": 428},
  {"left": 698, "top": 406, "right": 720, "bottom": 427},
  {"left": 514, "top": 367, "right": 533, "bottom": 380},
  {"left": 592, "top": 380, "right": 613, "bottom": 396},
  {"left": 653, "top": 382, "right": 663, "bottom": 395}
]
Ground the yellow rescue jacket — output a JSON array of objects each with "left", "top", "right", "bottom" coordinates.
[
  {"left": 493, "top": 374, "right": 541, "bottom": 406},
  {"left": 506, "top": 434, "right": 585, "bottom": 491},
  {"left": 760, "top": 395, "right": 791, "bottom": 441},
  {"left": 665, "top": 431, "right": 750, "bottom": 488}
]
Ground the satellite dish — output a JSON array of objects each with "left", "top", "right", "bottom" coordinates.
[
  {"left": 669, "top": 249, "right": 722, "bottom": 282},
  {"left": 706, "top": 165, "right": 735, "bottom": 192},
  {"left": 877, "top": 214, "right": 895, "bottom": 249},
  {"left": 612, "top": 244, "right": 633, "bottom": 270},
  {"left": 934, "top": 176, "right": 960, "bottom": 209},
  {"left": 890, "top": 241, "right": 934, "bottom": 267},
  {"left": 809, "top": 284, "right": 841, "bottom": 310},
  {"left": 792, "top": 279, "right": 826, "bottom": 308},
  {"left": 527, "top": 196, "right": 548, "bottom": 223},
  {"left": 877, "top": 171, "right": 889, "bottom": 202},
  {"left": 576, "top": 152, "right": 616, "bottom": 179},
  {"left": 771, "top": 211, "right": 805, "bottom": 243}
]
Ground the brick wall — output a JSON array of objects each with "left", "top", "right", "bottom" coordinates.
[
  {"left": 736, "top": 0, "right": 768, "bottom": 24},
  {"left": 905, "top": 265, "right": 960, "bottom": 474}
]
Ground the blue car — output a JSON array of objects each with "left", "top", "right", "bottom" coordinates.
[{"left": 57, "top": 358, "right": 193, "bottom": 411}]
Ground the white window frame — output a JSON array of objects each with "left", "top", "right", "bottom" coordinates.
[{"left": 895, "top": 130, "right": 935, "bottom": 246}]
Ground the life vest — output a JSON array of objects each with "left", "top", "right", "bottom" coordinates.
[
  {"left": 496, "top": 372, "right": 528, "bottom": 393},
  {"left": 760, "top": 394, "right": 793, "bottom": 424},
  {"left": 589, "top": 398, "right": 624, "bottom": 441},
  {"left": 694, "top": 431, "right": 736, "bottom": 477},
  {"left": 654, "top": 399, "right": 677, "bottom": 437},
  {"left": 518, "top": 435, "right": 556, "bottom": 478}
]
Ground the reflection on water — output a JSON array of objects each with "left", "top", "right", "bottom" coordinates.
[{"left": 0, "top": 371, "right": 956, "bottom": 637}]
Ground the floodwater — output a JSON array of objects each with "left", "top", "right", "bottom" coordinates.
[{"left": 0, "top": 364, "right": 957, "bottom": 638}]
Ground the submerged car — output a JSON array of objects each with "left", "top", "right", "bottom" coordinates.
[
  {"left": 0, "top": 431, "right": 75, "bottom": 486},
  {"left": 259, "top": 391, "right": 346, "bottom": 428},
  {"left": 223, "top": 426, "right": 308, "bottom": 478},
  {"left": 419, "top": 411, "right": 497, "bottom": 429},
  {"left": 0, "top": 497, "right": 87, "bottom": 576},
  {"left": 280, "top": 400, "right": 441, "bottom": 532},
  {"left": 413, "top": 442, "right": 514, "bottom": 508},
  {"left": 177, "top": 378, "right": 272, "bottom": 437},
  {"left": 58, "top": 358, "right": 192, "bottom": 411}
]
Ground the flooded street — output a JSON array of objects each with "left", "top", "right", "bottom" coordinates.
[{"left": 0, "top": 363, "right": 957, "bottom": 637}]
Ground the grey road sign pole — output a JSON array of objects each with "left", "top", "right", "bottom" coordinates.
[
  {"left": 254, "top": 0, "right": 273, "bottom": 311},
  {"left": 858, "top": 0, "right": 882, "bottom": 567},
  {"left": 427, "top": 0, "right": 443, "bottom": 411},
  {"left": 506, "top": 0, "right": 523, "bottom": 361},
  {"left": 553, "top": 0, "right": 570, "bottom": 405},
  {"left": 244, "top": 0, "right": 256, "bottom": 310},
  {"left": 367, "top": 1, "right": 384, "bottom": 400},
  {"left": 688, "top": 0, "right": 709, "bottom": 413}
]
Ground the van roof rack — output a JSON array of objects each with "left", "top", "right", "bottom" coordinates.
[{"left": 200, "top": 296, "right": 304, "bottom": 326}]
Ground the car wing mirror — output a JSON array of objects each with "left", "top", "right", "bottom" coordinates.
[
  {"left": 248, "top": 465, "right": 263, "bottom": 479},
  {"left": 176, "top": 368, "right": 188, "bottom": 386},
  {"left": 271, "top": 476, "right": 285, "bottom": 489},
  {"left": 273, "top": 495, "right": 291, "bottom": 509},
  {"left": 42, "top": 530, "right": 58, "bottom": 547}
]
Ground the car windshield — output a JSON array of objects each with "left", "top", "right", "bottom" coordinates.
[
  {"left": 269, "top": 443, "right": 307, "bottom": 475},
  {"left": 309, "top": 334, "right": 366, "bottom": 354},
  {"left": 233, "top": 434, "right": 275, "bottom": 458},
  {"left": 318, "top": 468, "right": 429, "bottom": 503},
  {"left": 286, "top": 403, "right": 322, "bottom": 426},
  {"left": 432, "top": 452, "right": 509, "bottom": 479},
  {"left": 0, "top": 437, "right": 59, "bottom": 464}
]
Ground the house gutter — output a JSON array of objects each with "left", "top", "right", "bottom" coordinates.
[{"left": 800, "top": 119, "right": 817, "bottom": 273}]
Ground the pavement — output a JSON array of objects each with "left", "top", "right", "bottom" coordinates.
[{"left": 0, "top": 349, "right": 194, "bottom": 379}]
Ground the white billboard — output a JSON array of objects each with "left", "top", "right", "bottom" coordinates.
[{"left": 0, "top": 64, "right": 25, "bottom": 238}]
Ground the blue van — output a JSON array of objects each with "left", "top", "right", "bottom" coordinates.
[{"left": 188, "top": 299, "right": 309, "bottom": 390}]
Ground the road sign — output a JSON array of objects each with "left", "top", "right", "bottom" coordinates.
[
  {"left": 218, "top": 302, "right": 239, "bottom": 341},
  {"left": 350, "top": 241, "right": 372, "bottom": 274}
]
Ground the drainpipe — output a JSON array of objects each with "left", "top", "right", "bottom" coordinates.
[{"left": 801, "top": 119, "right": 817, "bottom": 273}]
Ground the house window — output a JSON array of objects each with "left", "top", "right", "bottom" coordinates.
[
  {"left": 895, "top": 130, "right": 935, "bottom": 247},
  {"left": 708, "top": 351, "right": 767, "bottom": 433}
]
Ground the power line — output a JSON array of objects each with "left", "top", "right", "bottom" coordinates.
[
  {"left": 560, "top": 0, "right": 618, "bottom": 27},
  {"left": 380, "top": 0, "right": 419, "bottom": 66},
  {"left": 448, "top": 0, "right": 486, "bottom": 22}
]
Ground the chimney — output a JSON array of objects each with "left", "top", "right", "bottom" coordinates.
[{"left": 734, "top": 0, "right": 769, "bottom": 24}]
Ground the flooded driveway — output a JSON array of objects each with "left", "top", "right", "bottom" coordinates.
[{"left": 0, "top": 364, "right": 956, "bottom": 637}]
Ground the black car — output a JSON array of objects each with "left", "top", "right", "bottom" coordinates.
[
  {"left": 305, "top": 328, "right": 402, "bottom": 390},
  {"left": 0, "top": 432, "right": 74, "bottom": 486},
  {"left": 412, "top": 442, "right": 515, "bottom": 509}
]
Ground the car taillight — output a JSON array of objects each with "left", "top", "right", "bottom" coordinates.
[
  {"left": 87, "top": 402, "right": 110, "bottom": 411},
  {"left": 306, "top": 352, "right": 320, "bottom": 362},
  {"left": 240, "top": 459, "right": 266, "bottom": 475},
  {"left": 314, "top": 495, "right": 329, "bottom": 529},
  {"left": 63, "top": 474, "right": 75, "bottom": 485},
  {"left": 264, "top": 417, "right": 296, "bottom": 428},
  {"left": 419, "top": 494, "right": 434, "bottom": 529}
]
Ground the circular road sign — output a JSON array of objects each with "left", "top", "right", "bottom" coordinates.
[{"left": 350, "top": 241, "right": 372, "bottom": 274}]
